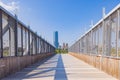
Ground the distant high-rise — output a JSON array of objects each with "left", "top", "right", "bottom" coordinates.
[{"left": 54, "top": 31, "right": 59, "bottom": 48}]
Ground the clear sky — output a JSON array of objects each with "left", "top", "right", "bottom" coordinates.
[{"left": 1, "top": 0, "right": 120, "bottom": 47}]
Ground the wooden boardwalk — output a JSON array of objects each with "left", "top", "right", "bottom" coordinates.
[{"left": 2, "top": 54, "right": 117, "bottom": 80}]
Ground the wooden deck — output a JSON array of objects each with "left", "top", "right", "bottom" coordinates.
[{"left": 2, "top": 54, "right": 117, "bottom": 80}]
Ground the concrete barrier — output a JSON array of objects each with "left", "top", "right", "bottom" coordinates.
[
  {"left": 0, "top": 53, "right": 54, "bottom": 79},
  {"left": 69, "top": 52, "right": 120, "bottom": 79}
]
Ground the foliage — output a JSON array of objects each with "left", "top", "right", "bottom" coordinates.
[
  {"left": 55, "top": 49, "right": 68, "bottom": 54},
  {"left": 3, "top": 50, "right": 9, "bottom": 56}
]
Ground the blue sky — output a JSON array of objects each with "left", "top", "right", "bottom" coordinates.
[{"left": 1, "top": 0, "right": 120, "bottom": 46}]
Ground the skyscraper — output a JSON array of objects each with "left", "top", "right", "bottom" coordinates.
[{"left": 54, "top": 31, "right": 59, "bottom": 48}]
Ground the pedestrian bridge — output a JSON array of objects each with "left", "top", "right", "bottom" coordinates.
[{"left": 0, "top": 3, "right": 120, "bottom": 80}]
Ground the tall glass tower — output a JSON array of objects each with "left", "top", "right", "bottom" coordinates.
[{"left": 54, "top": 31, "right": 59, "bottom": 48}]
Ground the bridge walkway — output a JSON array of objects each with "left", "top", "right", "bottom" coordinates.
[{"left": 2, "top": 54, "right": 116, "bottom": 80}]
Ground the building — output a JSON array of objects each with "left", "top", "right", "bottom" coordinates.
[
  {"left": 63, "top": 43, "right": 66, "bottom": 50},
  {"left": 66, "top": 43, "right": 68, "bottom": 50},
  {"left": 62, "top": 43, "right": 68, "bottom": 50},
  {"left": 54, "top": 31, "right": 59, "bottom": 48}
]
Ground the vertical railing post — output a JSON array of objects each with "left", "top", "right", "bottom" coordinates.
[
  {"left": 31, "top": 34, "right": 33, "bottom": 55},
  {"left": 0, "top": 9, "right": 3, "bottom": 58},
  {"left": 46, "top": 43, "right": 48, "bottom": 53},
  {"left": 41, "top": 39, "right": 42, "bottom": 53},
  {"left": 102, "top": 19, "right": 105, "bottom": 56},
  {"left": 28, "top": 26, "right": 30, "bottom": 55},
  {"left": 108, "top": 16, "right": 111, "bottom": 56},
  {"left": 91, "top": 30, "right": 93, "bottom": 55},
  {"left": 37, "top": 37, "right": 39, "bottom": 54},
  {"left": 117, "top": 8, "right": 120, "bottom": 80},
  {"left": 48, "top": 44, "right": 50, "bottom": 53},
  {"left": 40, "top": 38, "right": 41, "bottom": 54},
  {"left": 41, "top": 39, "right": 43, "bottom": 53},
  {"left": 44, "top": 41, "right": 46, "bottom": 53},
  {"left": 43, "top": 40, "right": 45, "bottom": 53},
  {"left": 38, "top": 38, "right": 39, "bottom": 54},
  {"left": 14, "top": 15, "right": 18, "bottom": 56},
  {"left": 98, "top": 26, "right": 99, "bottom": 55},
  {"left": 35, "top": 34, "right": 37, "bottom": 54},
  {"left": 46, "top": 42, "right": 47, "bottom": 53},
  {"left": 44, "top": 41, "right": 45, "bottom": 53},
  {"left": 44, "top": 40, "right": 46, "bottom": 53},
  {"left": 45, "top": 42, "right": 47, "bottom": 53},
  {"left": 39, "top": 38, "right": 41, "bottom": 54},
  {"left": 21, "top": 27, "right": 23, "bottom": 56},
  {"left": 48, "top": 43, "right": 49, "bottom": 53},
  {"left": 117, "top": 10, "right": 119, "bottom": 57}
]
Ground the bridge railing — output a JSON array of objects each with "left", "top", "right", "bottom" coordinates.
[
  {"left": 0, "top": 5, "right": 55, "bottom": 79},
  {"left": 0, "top": 6, "right": 55, "bottom": 58},
  {"left": 69, "top": 3, "right": 120, "bottom": 58},
  {"left": 69, "top": 4, "right": 120, "bottom": 79}
]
